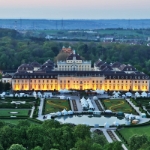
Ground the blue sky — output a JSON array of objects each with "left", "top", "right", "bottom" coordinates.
[{"left": 0, "top": 0, "right": 149, "bottom": 19}]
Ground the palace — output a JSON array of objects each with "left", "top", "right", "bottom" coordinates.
[{"left": 12, "top": 50, "right": 149, "bottom": 92}]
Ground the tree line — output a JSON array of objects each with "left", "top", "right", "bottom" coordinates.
[
  {"left": 0, "top": 28, "right": 150, "bottom": 76},
  {"left": 0, "top": 120, "right": 123, "bottom": 150},
  {"left": 0, "top": 119, "right": 149, "bottom": 150},
  {"left": 0, "top": 82, "right": 11, "bottom": 92}
]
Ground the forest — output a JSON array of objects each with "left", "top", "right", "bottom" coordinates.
[
  {"left": 0, "top": 120, "right": 123, "bottom": 150},
  {"left": 0, "top": 28, "right": 150, "bottom": 76},
  {"left": 0, "top": 120, "right": 149, "bottom": 150}
]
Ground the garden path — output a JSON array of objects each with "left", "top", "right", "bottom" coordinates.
[
  {"left": 30, "top": 106, "right": 35, "bottom": 118},
  {"left": 126, "top": 99, "right": 141, "bottom": 114}
]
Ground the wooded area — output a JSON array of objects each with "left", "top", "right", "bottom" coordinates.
[
  {"left": 0, "top": 28, "right": 150, "bottom": 76},
  {"left": 0, "top": 120, "right": 123, "bottom": 150}
]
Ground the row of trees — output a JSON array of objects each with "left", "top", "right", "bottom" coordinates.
[
  {"left": 0, "top": 28, "right": 150, "bottom": 75},
  {"left": 0, "top": 120, "right": 123, "bottom": 150},
  {"left": 0, "top": 82, "right": 11, "bottom": 91}
]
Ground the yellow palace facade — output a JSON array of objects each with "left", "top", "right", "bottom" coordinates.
[{"left": 12, "top": 51, "right": 149, "bottom": 92}]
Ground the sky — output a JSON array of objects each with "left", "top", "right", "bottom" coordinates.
[{"left": 0, "top": 0, "right": 150, "bottom": 19}]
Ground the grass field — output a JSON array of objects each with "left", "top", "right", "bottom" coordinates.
[
  {"left": 102, "top": 99, "right": 136, "bottom": 114},
  {"left": 0, "top": 119, "right": 41, "bottom": 125},
  {"left": 119, "top": 126, "right": 150, "bottom": 142},
  {"left": 0, "top": 109, "right": 30, "bottom": 117},
  {"left": 44, "top": 99, "right": 71, "bottom": 114}
]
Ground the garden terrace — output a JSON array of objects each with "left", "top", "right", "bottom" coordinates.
[
  {"left": 101, "top": 99, "right": 138, "bottom": 114},
  {"left": 0, "top": 97, "right": 40, "bottom": 109},
  {"left": 0, "top": 109, "right": 30, "bottom": 117},
  {"left": 43, "top": 99, "right": 71, "bottom": 114}
]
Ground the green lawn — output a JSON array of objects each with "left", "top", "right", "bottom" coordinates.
[
  {"left": 0, "top": 109, "right": 30, "bottom": 117},
  {"left": 0, "top": 119, "right": 41, "bottom": 125},
  {"left": 135, "top": 98, "right": 150, "bottom": 106},
  {"left": 44, "top": 99, "right": 71, "bottom": 114},
  {"left": 102, "top": 99, "right": 136, "bottom": 114},
  {"left": 119, "top": 126, "right": 150, "bottom": 142}
]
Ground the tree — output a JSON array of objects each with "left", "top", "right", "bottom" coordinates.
[
  {"left": 75, "top": 138, "right": 92, "bottom": 150},
  {"left": 91, "top": 143, "right": 103, "bottom": 150},
  {"left": 104, "top": 142, "right": 122, "bottom": 150},
  {"left": 0, "top": 144, "right": 4, "bottom": 150},
  {"left": 8, "top": 144, "right": 26, "bottom": 150},
  {"left": 0, "top": 82, "right": 3, "bottom": 91},
  {"left": 4, "top": 82, "right": 11, "bottom": 91},
  {"left": 129, "top": 135, "right": 149, "bottom": 150},
  {"left": 92, "top": 132, "right": 107, "bottom": 147},
  {"left": 32, "top": 146, "right": 42, "bottom": 150},
  {"left": 54, "top": 51, "right": 69, "bottom": 62},
  {"left": 27, "top": 125, "right": 45, "bottom": 149},
  {"left": 74, "top": 125, "right": 91, "bottom": 140}
]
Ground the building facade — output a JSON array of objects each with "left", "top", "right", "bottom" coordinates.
[{"left": 12, "top": 52, "right": 149, "bottom": 92}]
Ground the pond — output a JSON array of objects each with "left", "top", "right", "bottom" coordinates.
[{"left": 55, "top": 115, "right": 126, "bottom": 126}]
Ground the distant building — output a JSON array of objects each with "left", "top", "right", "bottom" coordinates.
[
  {"left": 102, "top": 37, "right": 114, "bottom": 42},
  {"left": 61, "top": 46, "right": 73, "bottom": 54},
  {"left": 55, "top": 50, "right": 92, "bottom": 71},
  {"left": 45, "top": 35, "right": 53, "bottom": 40},
  {"left": 2, "top": 73, "right": 12, "bottom": 83}
]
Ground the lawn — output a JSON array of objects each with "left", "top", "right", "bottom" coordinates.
[
  {"left": 0, "top": 109, "right": 30, "bottom": 117},
  {"left": 44, "top": 99, "right": 71, "bottom": 114},
  {"left": 102, "top": 99, "right": 136, "bottom": 114},
  {"left": 0, "top": 119, "right": 41, "bottom": 125},
  {"left": 119, "top": 126, "right": 150, "bottom": 142},
  {"left": 135, "top": 98, "right": 150, "bottom": 106}
]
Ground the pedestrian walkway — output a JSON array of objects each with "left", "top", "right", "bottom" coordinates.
[
  {"left": 38, "top": 98, "right": 45, "bottom": 117},
  {"left": 126, "top": 99, "right": 141, "bottom": 114},
  {"left": 30, "top": 106, "right": 35, "bottom": 118},
  {"left": 143, "top": 106, "right": 150, "bottom": 115},
  {"left": 98, "top": 100, "right": 105, "bottom": 110},
  {"left": 112, "top": 130, "right": 128, "bottom": 150},
  {"left": 91, "top": 128, "right": 128, "bottom": 150}
]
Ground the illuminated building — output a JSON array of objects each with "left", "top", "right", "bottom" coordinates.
[{"left": 12, "top": 51, "right": 149, "bottom": 92}]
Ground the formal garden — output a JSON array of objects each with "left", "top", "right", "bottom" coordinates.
[
  {"left": 101, "top": 99, "right": 138, "bottom": 114},
  {"left": 0, "top": 109, "right": 30, "bottom": 117},
  {"left": 0, "top": 97, "right": 40, "bottom": 119},
  {"left": 132, "top": 97, "right": 150, "bottom": 109},
  {"left": 43, "top": 99, "right": 71, "bottom": 114}
]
